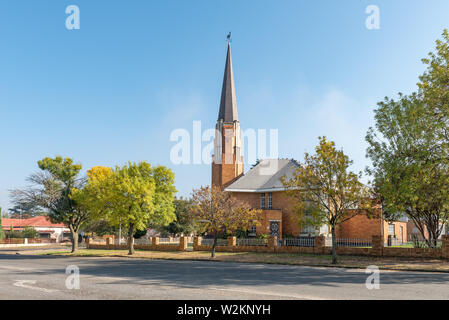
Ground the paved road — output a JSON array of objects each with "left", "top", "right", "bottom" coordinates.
[{"left": 0, "top": 254, "right": 448, "bottom": 299}]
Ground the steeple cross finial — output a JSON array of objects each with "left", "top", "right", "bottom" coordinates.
[{"left": 227, "top": 32, "right": 232, "bottom": 43}]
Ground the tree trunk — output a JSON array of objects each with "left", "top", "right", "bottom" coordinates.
[
  {"left": 211, "top": 234, "right": 218, "bottom": 258},
  {"left": 71, "top": 230, "right": 78, "bottom": 253},
  {"left": 128, "top": 223, "right": 135, "bottom": 255},
  {"left": 331, "top": 226, "right": 337, "bottom": 264}
]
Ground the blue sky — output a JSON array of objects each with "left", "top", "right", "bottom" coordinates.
[{"left": 1, "top": 0, "right": 449, "bottom": 211}]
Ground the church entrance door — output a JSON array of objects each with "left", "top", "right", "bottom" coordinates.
[{"left": 269, "top": 221, "right": 280, "bottom": 238}]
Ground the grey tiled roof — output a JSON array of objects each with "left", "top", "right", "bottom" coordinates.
[{"left": 225, "top": 159, "right": 299, "bottom": 192}]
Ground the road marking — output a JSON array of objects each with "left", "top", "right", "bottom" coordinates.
[
  {"left": 13, "top": 280, "right": 58, "bottom": 293},
  {"left": 208, "top": 286, "right": 328, "bottom": 300}
]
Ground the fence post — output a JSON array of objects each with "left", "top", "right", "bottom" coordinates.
[
  {"left": 227, "top": 236, "right": 236, "bottom": 248},
  {"left": 24, "top": 238, "right": 28, "bottom": 245},
  {"left": 314, "top": 235, "right": 325, "bottom": 254},
  {"left": 268, "top": 236, "right": 277, "bottom": 252},
  {"left": 152, "top": 237, "right": 159, "bottom": 246},
  {"left": 193, "top": 236, "right": 202, "bottom": 251},
  {"left": 371, "top": 235, "right": 383, "bottom": 256},
  {"left": 86, "top": 237, "right": 90, "bottom": 249},
  {"left": 106, "top": 237, "right": 111, "bottom": 247},
  {"left": 179, "top": 236, "right": 188, "bottom": 251},
  {"left": 442, "top": 235, "right": 449, "bottom": 259}
]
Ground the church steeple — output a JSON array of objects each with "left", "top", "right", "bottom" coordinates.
[
  {"left": 218, "top": 42, "right": 239, "bottom": 122},
  {"left": 212, "top": 36, "right": 244, "bottom": 188}
]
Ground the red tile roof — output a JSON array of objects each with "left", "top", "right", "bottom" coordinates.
[{"left": 1, "top": 216, "right": 66, "bottom": 228}]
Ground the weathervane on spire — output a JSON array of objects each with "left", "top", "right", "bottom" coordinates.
[{"left": 226, "top": 32, "right": 232, "bottom": 43}]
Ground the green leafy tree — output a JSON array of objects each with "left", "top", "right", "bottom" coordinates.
[
  {"left": 366, "top": 30, "right": 449, "bottom": 248},
  {"left": 22, "top": 226, "right": 39, "bottom": 239},
  {"left": 190, "top": 186, "right": 261, "bottom": 258},
  {"left": 76, "top": 162, "right": 177, "bottom": 255},
  {"left": 282, "top": 137, "right": 370, "bottom": 264},
  {"left": 163, "top": 198, "right": 196, "bottom": 236},
  {"left": 10, "top": 156, "right": 88, "bottom": 252},
  {"left": 82, "top": 219, "right": 118, "bottom": 237}
]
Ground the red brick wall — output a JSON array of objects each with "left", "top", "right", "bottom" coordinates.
[
  {"left": 212, "top": 123, "right": 244, "bottom": 188},
  {"left": 336, "top": 211, "right": 407, "bottom": 243},
  {"left": 336, "top": 214, "right": 382, "bottom": 239},
  {"left": 407, "top": 221, "right": 429, "bottom": 241},
  {"left": 229, "top": 191, "right": 302, "bottom": 237}
]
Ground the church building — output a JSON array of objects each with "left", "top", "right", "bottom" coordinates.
[{"left": 211, "top": 40, "right": 406, "bottom": 242}]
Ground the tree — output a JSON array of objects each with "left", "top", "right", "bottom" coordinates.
[
  {"left": 190, "top": 186, "right": 261, "bottom": 258},
  {"left": 366, "top": 30, "right": 449, "bottom": 248},
  {"left": 0, "top": 207, "right": 4, "bottom": 240},
  {"left": 163, "top": 197, "right": 197, "bottom": 236},
  {"left": 82, "top": 219, "right": 118, "bottom": 237},
  {"left": 22, "top": 226, "right": 39, "bottom": 239},
  {"left": 282, "top": 137, "right": 369, "bottom": 264},
  {"left": 8, "top": 203, "right": 44, "bottom": 219},
  {"left": 77, "top": 162, "right": 177, "bottom": 255},
  {"left": 10, "top": 156, "right": 88, "bottom": 253}
]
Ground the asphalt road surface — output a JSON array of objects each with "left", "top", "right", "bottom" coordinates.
[{"left": 0, "top": 253, "right": 448, "bottom": 300}]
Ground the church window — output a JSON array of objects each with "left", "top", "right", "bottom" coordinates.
[
  {"left": 268, "top": 192, "right": 272, "bottom": 209},
  {"left": 260, "top": 193, "right": 266, "bottom": 209}
]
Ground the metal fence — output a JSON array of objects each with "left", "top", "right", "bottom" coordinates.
[
  {"left": 134, "top": 238, "right": 151, "bottom": 245},
  {"left": 201, "top": 238, "right": 228, "bottom": 246},
  {"left": 158, "top": 237, "right": 181, "bottom": 243},
  {"left": 385, "top": 238, "right": 406, "bottom": 247},
  {"left": 236, "top": 238, "right": 268, "bottom": 246},
  {"left": 326, "top": 238, "right": 372, "bottom": 247},
  {"left": 278, "top": 237, "right": 315, "bottom": 247}
]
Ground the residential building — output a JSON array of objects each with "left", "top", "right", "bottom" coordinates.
[{"left": 1, "top": 216, "right": 71, "bottom": 242}]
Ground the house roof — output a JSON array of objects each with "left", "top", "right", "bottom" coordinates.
[
  {"left": 225, "top": 159, "right": 299, "bottom": 192},
  {"left": 218, "top": 42, "right": 239, "bottom": 122},
  {"left": 1, "top": 216, "right": 66, "bottom": 229}
]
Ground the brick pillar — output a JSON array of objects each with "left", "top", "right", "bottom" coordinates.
[
  {"left": 152, "top": 237, "right": 159, "bottom": 246},
  {"left": 442, "top": 235, "right": 449, "bottom": 259},
  {"left": 179, "top": 236, "right": 188, "bottom": 251},
  {"left": 193, "top": 236, "right": 202, "bottom": 251},
  {"left": 268, "top": 236, "right": 278, "bottom": 252},
  {"left": 24, "top": 238, "right": 28, "bottom": 245},
  {"left": 169, "top": 236, "right": 173, "bottom": 243},
  {"left": 227, "top": 236, "right": 236, "bottom": 247},
  {"left": 314, "top": 235, "right": 325, "bottom": 254},
  {"left": 371, "top": 235, "right": 383, "bottom": 256}
]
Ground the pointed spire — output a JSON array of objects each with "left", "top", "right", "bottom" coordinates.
[{"left": 218, "top": 41, "right": 239, "bottom": 122}]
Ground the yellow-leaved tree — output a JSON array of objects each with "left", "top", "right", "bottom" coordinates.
[
  {"left": 190, "top": 185, "right": 261, "bottom": 257},
  {"left": 282, "top": 137, "right": 371, "bottom": 264},
  {"left": 73, "top": 162, "right": 177, "bottom": 255}
]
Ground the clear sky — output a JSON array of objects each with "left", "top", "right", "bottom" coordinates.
[{"left": 1, "top": 0, "right": 449, "bottom": 211}]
